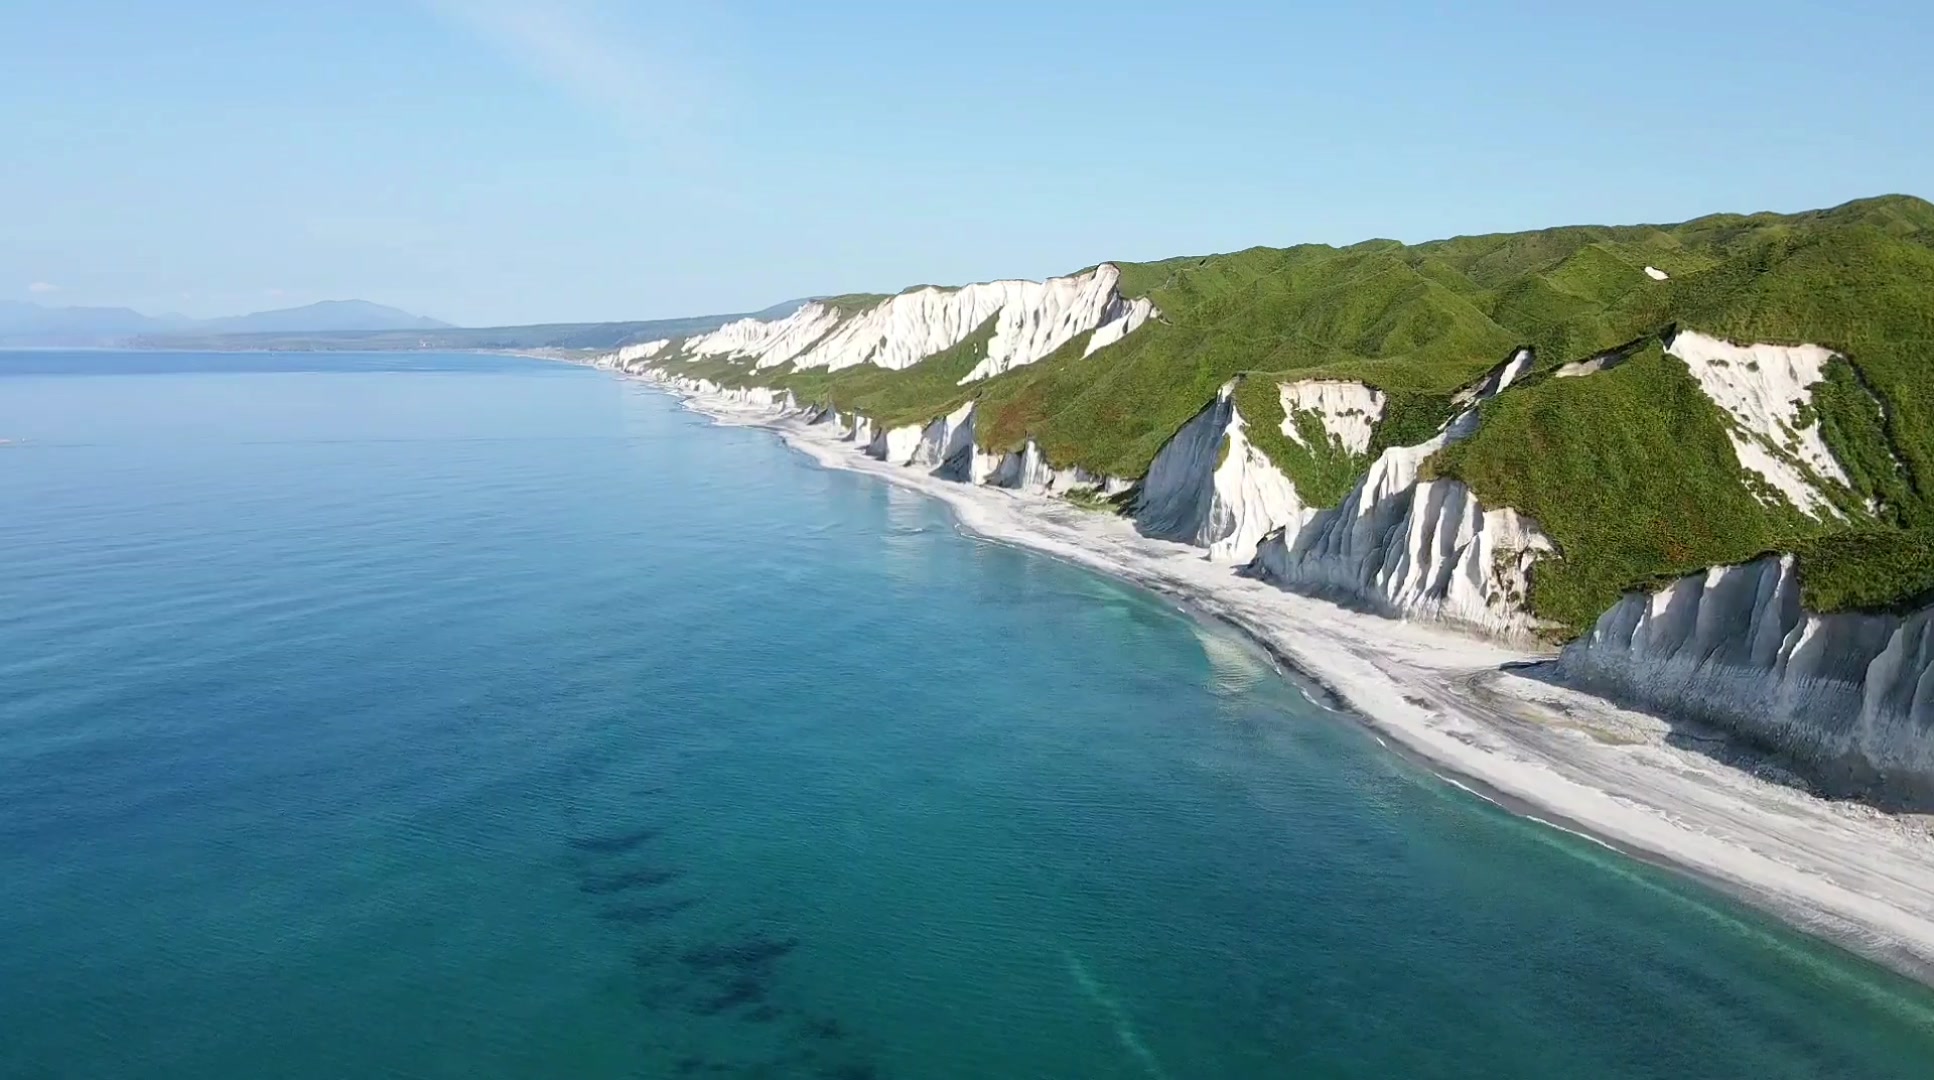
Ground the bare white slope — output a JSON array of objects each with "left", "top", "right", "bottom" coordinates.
[
  {"left": 613, "top": 339, "right": 670, "bottom": 369},
  {"left": 1279, "top": 380, "right": 1386, "bottom": 455},
  {"left": 684, "top": 303, "right": 843, "bottom": 367},
  {"left": 665, "top": 265, "right": 1156, "bottom": 379},
  {"left": 1451, "top": 347, "right": 1536, "bottom": 407},
  {"left": 1666, "top": 330, "right": 1848, "bottom": 517},
  {"left": 1080, "top": 296, "right": 1158, "bottom": 358},
  {"left": 1134, "top": 383, "right": 1308, "bottom": 562}
]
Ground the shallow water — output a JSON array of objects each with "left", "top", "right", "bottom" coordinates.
[{"left": 3, "top": 350, "right": 1933, "bottom": 1079}]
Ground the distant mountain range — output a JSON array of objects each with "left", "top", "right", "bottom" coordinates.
[
  {"left": 0, "top": 299, "right": 449, "bottom": 346},
  {"left": 194, "top": 299, "right": 450, "bottom": 336},
  {"left": 2, "top": 297, "right": 810, "bottom": 353}
]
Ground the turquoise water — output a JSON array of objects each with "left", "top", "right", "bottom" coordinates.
[{"left": 3, "top": 351, "right": 1934, "bottom": 1079}]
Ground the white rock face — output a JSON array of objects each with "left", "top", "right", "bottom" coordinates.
[
  {"left": 1241, "top": 351, "right": 1559, "bottom": 641},
  {"left": 969, "top": 439, "right": 1127, "bottom": 495},
  {"left": 1557, "top": 555, "right": 1934, "bottom": 801},
  {"left": 955, "top": 265, "right": 1151, "bottom": 382},
  {"left": 915, "top": 401, "right": 980, "bottom": 478},
  {"left": 866, "top": 423, "right": 925, "bottom": 466},
  {"left": 1247, "top": 408, "right": 1553, "bottom": 642},
  {"left": 1133, "top": 382, "right": 1308, "bottom": 562},
  {"left": 1279, "top": 380, "right": 1386, "bottom": 455},
  {"left": 1452, "top": 347, "right": 1536, "bottom": 407},
  {"left": 666, "top": 264, "right": 1156, "bottom": 380},
  {"left": 1553, "top": 338, "right": 1647, "bottom": 379},
  {"left": 607, "top": 339, "right": 671, "bottom": 370},
  {"left": 683, "top": 303, "right": 843, "bottom": 368},
  {"left": 1080, "top": 296, "right": 1158, "bottom": 358},
  {"left": 1644, "top": 265, "right": 1671, "bottom": 281},
  {"left": 1666, "top": 329, "right": 1847, "bottom": 518}
]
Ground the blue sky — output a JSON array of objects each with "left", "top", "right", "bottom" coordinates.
[{"left": 1, "top": 1, "right": 1928, "bottom": 326}]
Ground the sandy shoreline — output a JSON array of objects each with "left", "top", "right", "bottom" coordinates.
[{"left": 644, "top": 379, "right": 1934, "bottom": 987}]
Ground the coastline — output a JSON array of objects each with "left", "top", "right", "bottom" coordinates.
[{"left": 635, "top": 375, "right": 1934, "bottom": 988}]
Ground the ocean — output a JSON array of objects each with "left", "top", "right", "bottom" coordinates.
[{"left": 3, "top": 350, "right": 1932, "bottom": 1079}]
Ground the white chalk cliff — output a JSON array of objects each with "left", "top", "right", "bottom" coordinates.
[
  {"left": 665, "top": 264, "right": 1156, "bottom": 381},
  {"left": 969, "top": 438, "right": 1130, "bottom": 495},
  {"left": 1134, "top": 381, "right": 1307, "bottom": 562},
  {"left": 1557, "top": 555, "right": 1934, "bottom": 801},
  {"left": 1246, "top": 353, "right": 1555, "bottom": 643}
]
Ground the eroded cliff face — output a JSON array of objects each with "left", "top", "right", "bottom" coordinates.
[
  {"left": 664, "top": 264, "right": 1157, "bottom": 380},
  {"left": 1247, "top": 383, "right": 1555, "bottom": 644},
  {"left": 969, "top": 438, "right": 1128, "bottom": 495},
  {"left": 1557, "top": 555, "right": 1934, "bottom": 802},
  {"left": 1133, "top": 381, "right": 1305, "bottom": 562},
  {"left": 1236, "top": 352, "right": 1552, "bottom": 641}
]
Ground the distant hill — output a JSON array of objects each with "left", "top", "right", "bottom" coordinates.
[
  {"left": 123, "top": 303, "right": 810, "bottom": 354},
  {"left": 0, "top": 297, "right": 446, "bottom": 346},
  {"left": 192, "top": 300, "right": 450, "bottom": 335},
  {"left": 5, "top": 295, "right": 812, "bottom": 353},
  {"left": 0, "top": 300, "right": 183, "bottom": 345}
]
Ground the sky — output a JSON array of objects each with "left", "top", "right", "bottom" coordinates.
[{"left": 1, "top": 1, "right": 1929, "bottom": 327}]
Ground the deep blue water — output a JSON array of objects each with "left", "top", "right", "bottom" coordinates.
[{"left": 3, "top": 349, "right": 1933, "bottom": 1079}]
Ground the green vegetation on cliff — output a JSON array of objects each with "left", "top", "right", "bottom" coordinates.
[
  {"left": 1428, "top": 344, "right": 1804, "bottom": 631},
  {"left": 646, "top": 194, "right": 1934, "bottom": 628},
  {"left": 1424, "top": 197, "right": 1934, "bottom": 629}
]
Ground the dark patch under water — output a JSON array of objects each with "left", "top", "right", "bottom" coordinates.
[
  {"left": 569, "top": 825, "right": 666, "bottom": 854},
  {"left": 578, "top": 865, "right": 686, "bottom": 895}
]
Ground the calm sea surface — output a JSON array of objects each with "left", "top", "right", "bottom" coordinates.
[{"left": 3, "top": 350, "right": 1933, "bottom": 1079}]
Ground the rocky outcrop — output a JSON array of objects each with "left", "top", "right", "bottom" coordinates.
[
  {"left": 869, "top": 401, "right": 981, "bottom": 476},
  {"left": 865, "top": 422, "right": 925, "bottom": 466},
  {"left": 1235, "top": 350, "right": 1554, "bottom": 641},
  {"left": 1556, "top": 555, "right": 1934, "bottom": 804},
  {"left": 1246, "top": 410, "right": 1554, "bottom": 642},
  {"left": 1134, "top": 381, "right": 1307, "bottom": 562},
  {"left": 1452, "top": 347, "right": 1535, "bottom": 407},
  {"left": 969, "top": 439, "right": 1129, "bottom": 495},
  {"left": 684, "top": 305, "right": 844, "bottom": 368},
  {"left": 1080, "top": 295, "right": 1158, "bottom": 359},
  {"left": 1553, "top": 336, "right": 1648, "bottom": 379},
  {"left": 610, "top": 339, "right": 670, "bottom": 370}
]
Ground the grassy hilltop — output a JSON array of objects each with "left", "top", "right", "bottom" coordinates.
[{"left": 650, "top": 195, "right": 1934, "bottom": 634}]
